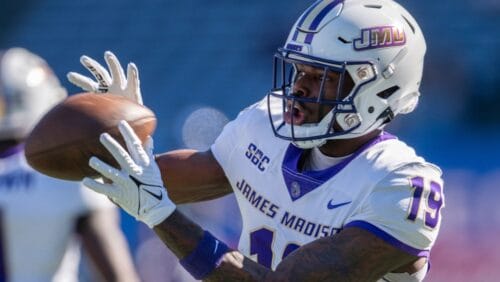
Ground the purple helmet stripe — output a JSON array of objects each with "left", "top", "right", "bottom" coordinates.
[
  {"left": 293, "top": 0, "right": 344, "bottom": 44},
  {"left": 304, "top": 33, "right": 314, "bottom": 44},
  {"left": 304, "top": 0, "right": 343, "bottom": 44},
  {"left": 308, "top": 0, "right": 343, "bottom": 31},
  {"left": 296, "top": 0, "right": 325, "bottom": 29}
]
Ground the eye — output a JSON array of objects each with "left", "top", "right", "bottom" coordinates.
[
  {"left": 294, "top": 71, "right": 306, "bottom": 81},
  {"left": 317, "top": 75, "right": 332, "bottom": 82}
]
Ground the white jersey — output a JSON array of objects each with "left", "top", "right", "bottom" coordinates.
[
  {"left": 211, "top": 97, "right": 444, "bottom": 281},
  {"left": 0, "top": 145, "right": 114, "bottom": 282}
]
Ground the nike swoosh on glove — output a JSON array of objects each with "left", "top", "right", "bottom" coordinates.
[{"left": 83, "top": 120, "right": 175, "bottom": 228}]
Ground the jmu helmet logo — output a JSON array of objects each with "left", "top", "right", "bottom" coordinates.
[{"left": 353, "top": 26, "right": 406, "bottom": 51}]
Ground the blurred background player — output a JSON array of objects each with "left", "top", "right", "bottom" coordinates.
[{"left": 0, "top": 47, "right": 139, "bottom": 282}]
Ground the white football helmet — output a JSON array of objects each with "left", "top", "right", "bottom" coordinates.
[
  {"left": 0, "top": 48, "right": 67, "bottom": 141},
  {"left": 267, "top": 0, "right": 426, "bottom": 148}
]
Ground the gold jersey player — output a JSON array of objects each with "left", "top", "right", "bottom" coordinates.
[{"left": 69, "top": 0, "right": 445, "bottom": 280}]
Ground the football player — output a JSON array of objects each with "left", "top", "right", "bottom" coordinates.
[
  {"left": 0, "top": 48, "right": 139, "bottom": 282},
  {"left": 69, "top": 0, "right": 445, "bottom": 281}
]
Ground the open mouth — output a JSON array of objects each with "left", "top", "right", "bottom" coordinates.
[{"left": 284, "top": 102, "right": 306, "bottom": 125}]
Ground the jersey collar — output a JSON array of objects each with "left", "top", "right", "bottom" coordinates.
[{"left": 281, "top": 131, "right": 396, "bottom": 201}]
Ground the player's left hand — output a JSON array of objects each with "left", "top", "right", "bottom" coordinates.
[
  {"left": 82, "top": 121, "right": 175, "bottom": 228},
  {"left": 67, "top": 51, "right": 143, "bottom": 105}
]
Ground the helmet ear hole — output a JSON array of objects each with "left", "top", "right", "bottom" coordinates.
[
  {"left": 376, "top": 86, "right": 400, "bottom": 99},
  {"left": 377, "top": 107, "right": 395, "bottom": 125}
]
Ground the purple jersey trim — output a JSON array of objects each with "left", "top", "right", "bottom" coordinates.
[
  {"left": 0, "top": 143, "right": 24, "bottom": 159},
  {"left": 281, "top": 132, "right": 396, "bottom": 201},
  {"left": 345, "top": 220, "right": 430, "bottom": 258}
]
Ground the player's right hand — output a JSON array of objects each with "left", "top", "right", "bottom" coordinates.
[
  {"left": 67, "top": 51, "right": 143, "bottom": 105},
  {"left": 83, "top": 121, "right": 175, "bottom": 228}
]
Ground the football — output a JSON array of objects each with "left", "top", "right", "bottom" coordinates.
[{"left": 25, "top": 93, "right": 157, "bottom": 181}]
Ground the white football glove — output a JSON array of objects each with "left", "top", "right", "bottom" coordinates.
[
  {"left": 67, "top": 51, "right": 143, "bottom": 105},
  {"left": 82, "top": 121, "right": 175, "bottom": 228}
]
